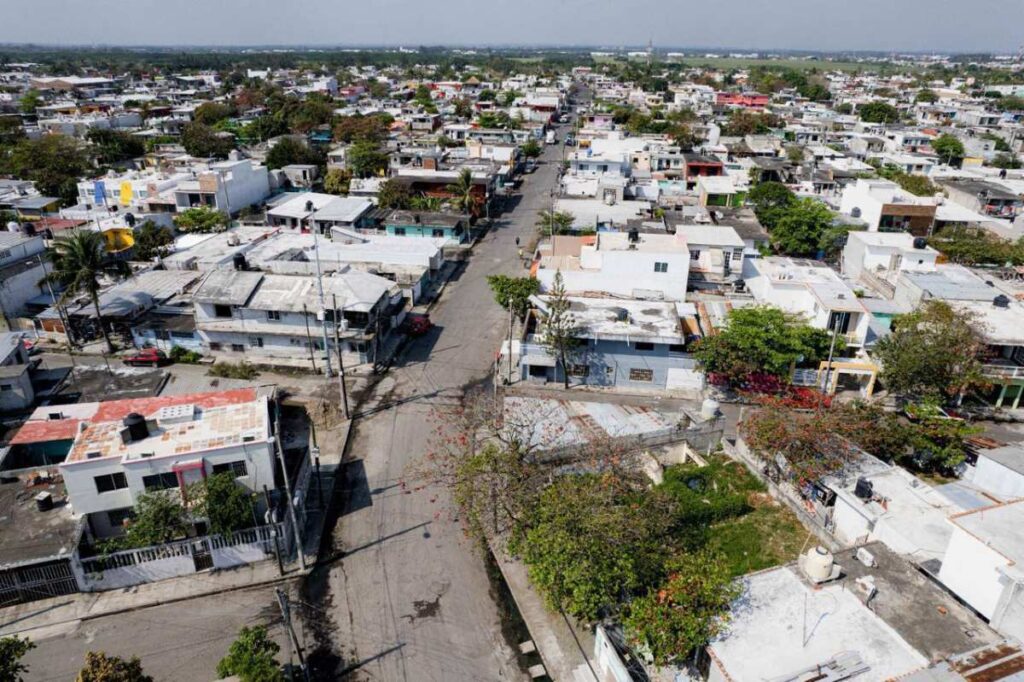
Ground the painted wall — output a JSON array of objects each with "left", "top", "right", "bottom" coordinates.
[{"left": 938, "top": 524, "right": 1010, "bottom": 619}]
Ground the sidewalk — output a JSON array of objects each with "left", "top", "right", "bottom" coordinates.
[{"left": 0, "top": 559, "right": 301, "bottom": 640}]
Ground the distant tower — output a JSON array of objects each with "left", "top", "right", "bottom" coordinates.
[{"left": 647, "top": 37, "right": 654, "bottom": 67}]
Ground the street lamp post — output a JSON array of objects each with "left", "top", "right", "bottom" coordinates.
[{"left": 305, "top": 200, "right": 333, "bottom": 378}]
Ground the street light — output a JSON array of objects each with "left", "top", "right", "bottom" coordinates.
[{"left": 305, "top": 200, "right": 333, "bottom": 378}]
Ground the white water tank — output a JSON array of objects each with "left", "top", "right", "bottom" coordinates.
[
  {"left": 803, "top": 546, "right": 835, "bottom": 583},
  {"left": 700, "top": 397, "right": 720, "bottom": 420}
]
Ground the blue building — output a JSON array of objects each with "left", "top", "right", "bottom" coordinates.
[{"left": 384, "top": 210, "right": 469, "bottom": 245}]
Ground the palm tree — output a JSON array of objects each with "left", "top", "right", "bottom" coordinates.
[
  {"left": 446, "top": 168, "right": 478, "bottom": 215},
  {"left": 45, "top": 230, "right": 116, "bottom": 353},
  {"left": 409, "top": 194, "right": 444, "bottom": 212}
]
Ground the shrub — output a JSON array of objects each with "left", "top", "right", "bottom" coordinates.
[
  {"left": 208, "top": 362, "right": 260, "bottom": 380},
  {"left": 169, "top": 346, "right": 202, "bottom": 364}
]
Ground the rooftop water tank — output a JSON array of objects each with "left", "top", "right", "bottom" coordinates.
[{"left": 701, "top": 398, "right": 720, "bottom": 420}]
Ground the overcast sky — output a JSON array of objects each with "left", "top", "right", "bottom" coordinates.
[{"left": 2, "top": 0, "right": 1022, "bottom": 53}]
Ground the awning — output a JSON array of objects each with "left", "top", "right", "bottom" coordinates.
[{"left": 521, "top": 354, "right": 556, "bottom": 368}]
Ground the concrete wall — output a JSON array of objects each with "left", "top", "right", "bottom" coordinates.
[
  {"left": 537, "top": 249, "right": 690, "bottom": 302},
  {"left": 523, "top": 340, "right": 698, "bottom": 392},
  {"left": 973, "top": 456, "right": 1024, "bottom": 499},
  {"left": 938, "top": 524, "right": 1009, "bottom": 619},
  {"left": 0, "top": 368, "right": 34, "bottom": 412}
]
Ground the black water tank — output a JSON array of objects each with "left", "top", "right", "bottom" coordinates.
[
  {"left": 854, "top": 477, "right": 873, "bottom": 500},
  {"left": 913, "top": 237, "right": 928, "bottom": 249},
  {"left": 995, "top": 294, "right": 1011, "bottom": 309},
  {"left": 35, "top": 491, "right": 53, "bottom": 512},
  {"left": 233, "top": 253, "right": 247, "bottom": 271},
  {"left": 123, "top": 413, "right": 148, "bottom": 442}
]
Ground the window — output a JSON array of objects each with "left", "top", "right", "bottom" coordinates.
[
  {"left": 266, "top": 310, "right": 281, "bottom": 321},
  {"left": 634, "top": 342, "right": 654, "bottom": 351},
  {"left": 0, "top": 385, "right": 11, "bottom": 392},
  {"left": 394, "top": 227, "right": 406, "bottom": 236},
  {"left": 732, "top": 250, "right": 743, "bottom": 261},
  {"left": 653, "top": 262, "right": 668, "bottom": 273},
  {"left": 107, "top": 508, "right": 133, "bottom": 528},
  {"left": 628, "top": 368, "right": 654, "bottom": 382},
  {"left": 432, "top": 229, "right": 445, "bottom": 238},
  {"left": 170, "top": 331, "right": 193, "bottom": 340},
  {"left": 569, "top": 364, "right": 589, "bottom": 377},
  {"left": 249, "top": 336, "right": 264, "bottom": 348},
  {"left": 209, "top": 342, "right": 223, "bottom": 351},
  {"left": 213, "top": 304, "right": 232, "bottom": 318},
  {"left": 689, "top": 250, "right": 701, "bottom": 260},
  {"left": 212, "top": 460, "right": 248, "bottom": 478},
  {"left": 669, "top": 343, "right": 687, "bottom": 354},
  {"left": 142, "top": 472, "right": 179, "bottom": 492},
  {"left": 231, "top": 344, "right": 245, "bottom": 353},
  {"left": 94, "top": 472, "right": 128, "bottom": 494}
]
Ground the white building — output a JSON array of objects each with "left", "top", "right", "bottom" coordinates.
[
  {"left": 172, "top": 158, "right": 271, "bottom": 216},
  {"left": 59, "top": 389, "right": 275, "bottom": 538},
  {"left": 841, "top": 231, "right": 939, "bottom": 282},
  {"left": 838, "top": 178, "right": 938, "bottom": 233},
  {"left": 742, "top": 256, "right": 871, "bottom": 347},
  {"left": 534, "top": 232, "right": 690, "bottom": 302},
  {"left": 266, "top": 193, "right": 375, "bottom": 234}
]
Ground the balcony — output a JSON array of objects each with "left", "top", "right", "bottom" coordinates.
[{"left": 983, "top": 363, "right": 1024, "bottom": 381}]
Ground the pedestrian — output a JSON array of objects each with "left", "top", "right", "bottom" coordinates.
[{"left": 515, "top": 236, "right": 520, "bottom": 247}]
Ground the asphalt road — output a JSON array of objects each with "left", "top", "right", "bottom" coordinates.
[
  {"left": 301, "top": 135, "right": 567, "bottom": 681},
  {"left": 21, "top": 583, "right": 293, "bottom": 682}
]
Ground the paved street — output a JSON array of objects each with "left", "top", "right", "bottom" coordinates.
[
  {"left": 300, "top": 136, "right": 568, "bottom": 681},
  {"left": 20, "top": 583, "right": 293, "bottom": 682}
]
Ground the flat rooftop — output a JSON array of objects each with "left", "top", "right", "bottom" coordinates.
[
  {"left": 0, "top": 473, "right": 82, "bottom": 567},
  {"left": 951, "top": 500, "right": 1024, "bottom": 567},
  {"left": 540, "top": 296, "right": 686, "bottom": 343}
]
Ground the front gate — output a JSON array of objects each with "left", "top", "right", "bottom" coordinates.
[{"left": 0, "top": 559, "right": 79, "bottom": 606}]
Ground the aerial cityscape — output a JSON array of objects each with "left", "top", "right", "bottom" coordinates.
[{"left": 2, "top": 3, "right": 1024, "bottom": 681}]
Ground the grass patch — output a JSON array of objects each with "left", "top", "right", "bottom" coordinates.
[
  {"left": 208, "top": 361, "right": 260, "bottom": 380},
  {"left": 659, "top": 456, "right": 808, "bottom": 577}
]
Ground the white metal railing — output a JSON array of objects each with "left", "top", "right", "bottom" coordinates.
[{"left": 983, "top": 364, "right": 1024, "bottom": 380}]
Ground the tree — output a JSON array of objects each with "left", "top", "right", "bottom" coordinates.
[
  {"left": 453, "top": 97, "right": 473, "bottom": 119},
  {"left": 110, "top": 490, "right": 190, "bottom": 550},
  {"left": 181, "top": 122, "right": 234, "bottom": 158},
  {"left": 873, "top": 300, "right": 988, "bottom": 402},
  {"left": 932, "top": 133, "right": 965, "bottom": 166},
  {"left": 895, "top": 173, "right": 940, "bottom": 197},
  {"left": 0, "top": 116, "right": 25, "bottom": 146},
  {"left": 194, "top": 472, "right": 256, "bottom": 536},
  {"left": 520, "top": 138, "right": 542, "bottom": 159},
  {"left": 668, "top": 123, "right": 700, "bottom": 151},
  {"left": 0, "top": 636, "right": 34, "bottom": 681},
  {"left": 6, "top": 135, "right": 90, "bottom": 205},
  {"left": 540, "top": 271, "right": 579, "bottom": 389},
  {"left": 377, "top": 179, "right": 412, "bottom": 209},
  {"left": 193, "top": 101, "right": 235, "bottom": 126},
  {"left": 536, "top": 209, "right": 575, "bottom": 235},
  {"left": 132, "top": 221, "right": 173, "bottom": 261},
  {"left": 76, "top": 652, "right": 152, "bottom": 682},
  {"left": 264, "top": 137, "right": 322, "bottom": 170},
  {"left": 721, "top": 110, "right": 780, "bottom": 136},
  {"left": 446, "top": 168, "right": 477, "bottom": 214},
  {"left": 693, "top": 306, "right": 836, "bottom": 385},
  {"left": 19, "top": 89, "right": 42, "bottom": 115},
  {"left": 332, "top": 114, "right": 391, "bottom": 143},
  {"left": 174, "top": 206, "right": 228, "bottom": 234},
  {"left": 991, "top": 153, "right": 1022, "bottom": 170},
  {"left": 323, "top": 167, "right": 351, "bottom": 195},
  {"left": 217, "top": 625, "right": 283, "bottom": 682},
  {"left": 87, "top": 129, "right": 146, "bottom": 165},
  {"left": 624, "top": 551, "right": 739, "bottom": 666},
  {"left": 858, "top": 101, "right": 900, "bottom": 124},
  {"left": 487, "top": 275, "right": 540, "bottom": 318},
  {"left": 785, "top": 145, "right": 805, "bottom": 164},
  {"left": 347, "top": 140, "right": 387, "bottom": 178},
  {"left": 915, "top": 89, "right": 939, "bottom": 104},
  {"left": 747, "top": 181, "right": 795, "bottom": 231},
  {"left": 510, "top": 473, "right": 671, "bottom": 622},
  {"left": 46, "top": 231, "right": 116, "bottom": 353},
  {"left": 769, "top": 198, "right": 835, "bottom": 256}
]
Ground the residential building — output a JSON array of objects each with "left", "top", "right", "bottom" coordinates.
[
  {"left": 266, "top": 193, "right": 375, "bottom": 234},
  {"left": 0, "top": 332, "right": 34, "bottom": 411},
  {"left": 938, "top": 178, "right": 1024, "bottom": 221},
  {"left": 172, "top": 158, "right": 271, "bottom": 216},
  {"left": 839, "top": 178, "right": 938, "bottom": 235},
  {"left": 0, "top": 231, "right": 48, "bottom": 330},
  {"left": 383, "top": 210, "right": 469, "bottom": 245},
  {"left": 841, "top": 231, "right": 939, "bottom": 295},
  {"left": 672, "top": 224, "right": 745, "bottom": 286}
]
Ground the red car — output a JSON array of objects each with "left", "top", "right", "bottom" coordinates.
[
  {"left": 123, "top": 348, "right": 168, "bottom": 367},
  {"left": 402, "top": 313, "right": 432, "bottom": 336}
]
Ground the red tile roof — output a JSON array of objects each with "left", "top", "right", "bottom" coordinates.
[{"left": 9, "top": 419, "right": 82, "bottom": 445}]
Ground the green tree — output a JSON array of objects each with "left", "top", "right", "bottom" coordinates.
[
  {"left": 0, "top": 636, "right": 34, "bottom": 681},
  {"left": 46, "top": 231, "right": 116, "bottom": 353},
  {"left": 377, "top": 179, "right": 412, "bottom": 209},
  {"left": 858, "top": 101, "right": 900, "bottom": 124},
  {"left": 132, "top": 221, "right": 174, "bottom": 261},
  {"left": 111, "top": 490, "right": 189, "bottom": 549},
  {"left": 693, "top": 306, "right": 836, "bottom": 385},
  {"left": 624, "top": 551, "right": 739, "bottom": 666},
  {"left": 7, "top": 135, "right": 90, "bottom": 205},
  {"left": 991, "top": 153, "right": 1022, "bottom": 170},
  {"left": 520, "top": 138, "right": 542, "bottom": 159},
  {"left": 323, "top": 167, "right": 351, "bottom": 195},
  {"left": 193, "top": 101, "right": 236, "bottom": 126},
  {"left": 181, "top": 122, "right": 234, "bottom": 158},
  {"left": 332, "top": 114, "right": 391, "bottom": 143},
  {"left": 487, "top": 275, "right": 541, "bottom": 318},
  {"left": 347, "top": 140, "right": 388, "bottom": 178},
  {"left": 217, "top": 626, "right": 283, "bottom": 682},
  {"left": 915, "top": 89, "right": 939, "bottom": 103},
  {"left": 540, "top": 271, "right": 579, "bottom": 389},
  {"left": 747, "top": 181, "right": 795, "bottom": 231},
  {"left": 895, "top": 173, "right": 940, "bottom": 197},
  {"left": 287, "top": 98, "right": 335, "bottom": 134},
  {"left": 264, "top": 137, "right": 322, "bottom": 170},
  {"left": 195, "top": 472, "right": 256, "bottom": 536},
  {"left": 19, "top": 89, "right": 42, "bottom": 115},
  {"left": 446, "top": 168, "right": 477, "bottom": 214},
  {"left": 87, "top": 129, "right": 146, "bottom": 165},
  {"left": 0, "top": 116, "right": 25, "bottom": 146},
  {"left": 453, "top": 97, "right": 473, "bottom": 119},
  {"left": 76, "top": 652, "right": 152, "bottom": 682},
  {"left": 174, "top": 206, "right": 228, "bottom": 234},
  {"left": 510, "top": 473, "right": 670, "bottom": 622},
  {"left": 769, "top": 198, "right": 835, "bottom": 256},
  {"left": 873, "top": 300, "right": 988, "bottom": 402},
  {"left": 536, "top": 209, "right": 575, "bottom": 235},
  {"left": 932, "top": 133, "right": 965, "bottom": 166}
]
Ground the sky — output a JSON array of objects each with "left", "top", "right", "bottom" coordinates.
[{"left": 1, "top": 0, "right": 1022, "bottom": 54}]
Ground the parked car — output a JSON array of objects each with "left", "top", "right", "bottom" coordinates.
[
  {"left": 401, "top": 313, "right": 432, "bottom": 336},
  {"left": 123, "top": 348, "right": 168, "bottom": 367}
]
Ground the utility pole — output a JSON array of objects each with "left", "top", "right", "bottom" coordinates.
[
  {"left": 304, "top": 201, "right": 333, "bottom": 377},
  {"left": 263, "top": 485, "right": 284, "bottom": 577},
  {"left": 301, "top": 303, "right": 317, "bottom": 373},
  {"left": 275, "top": 587, "right": 309, "bottom": 682},
  {"left": 506, "top": 299, "right": 514, "bottom": 384},
  {"left": 332, "top": 294, "right": 350, "bottom": 419},
  {"left": 274, "top": 404, "right": 307, "bottom": 571},
  {"left": 818, "top": 312, "right": 844, "bottom": 408}
]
